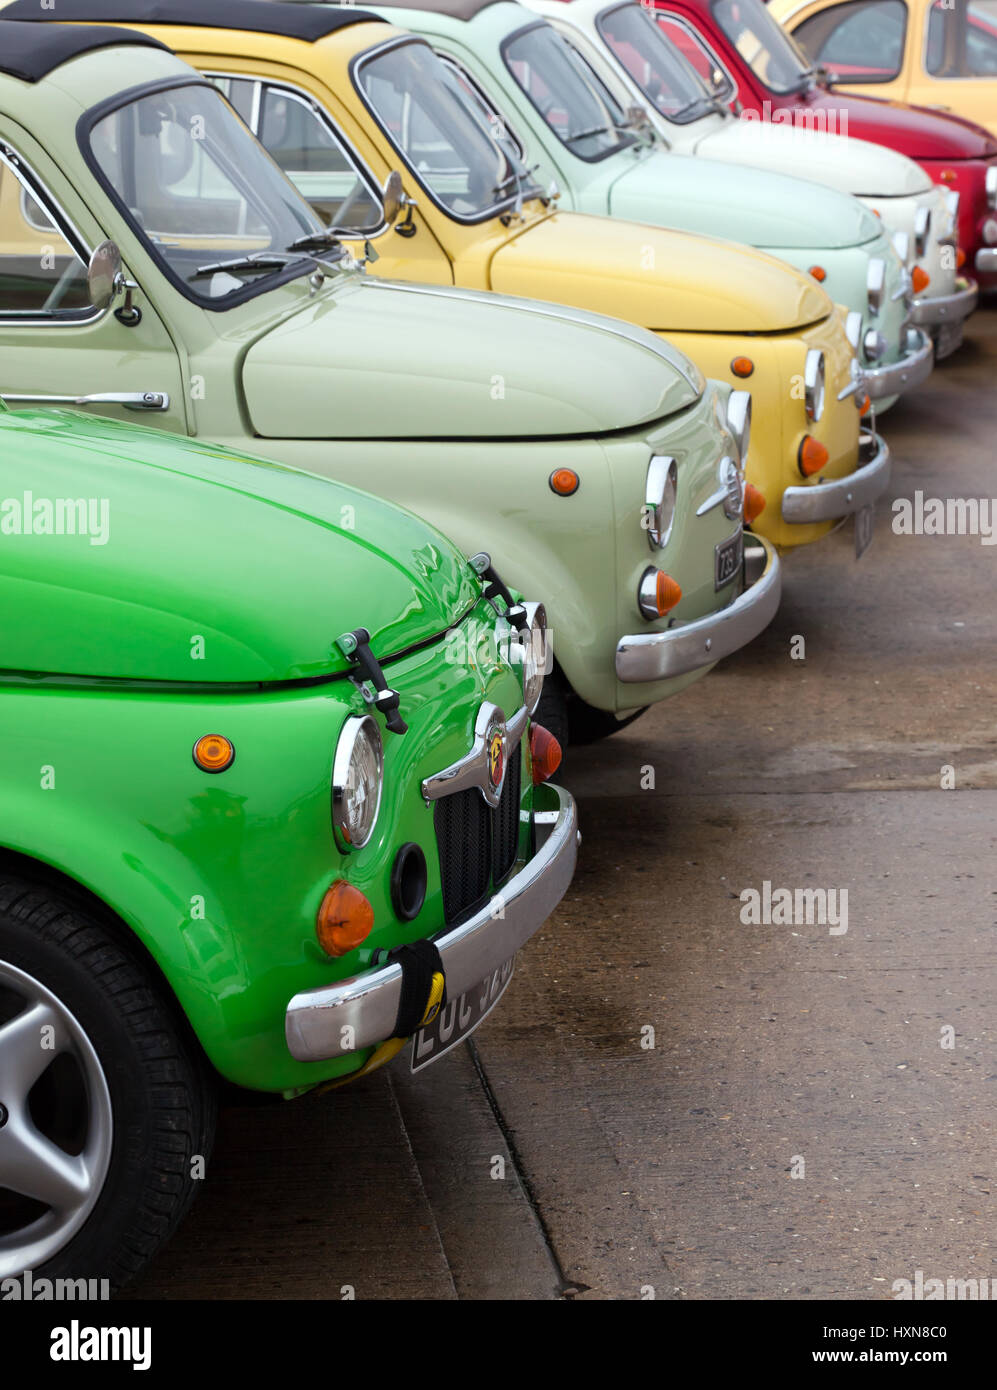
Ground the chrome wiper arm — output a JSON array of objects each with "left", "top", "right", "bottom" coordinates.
[
  {"left": 564, "top": 124, "right": 612, "bottom": 143},
  {"left": 285, "top": 231, "right": 347, "bottom": 255}
]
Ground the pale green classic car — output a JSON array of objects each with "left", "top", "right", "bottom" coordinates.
[
  {"left": 0, "top": 21, "right": 779, "bottom": 744},
  {"left": 365, "top": 0, "right": 928, "bottom": 409}
]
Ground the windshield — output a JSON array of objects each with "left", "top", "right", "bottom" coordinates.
[
  {"left": 503, "top": 22, "right": 637, "bottom": 161},
  {"left": 711, "top": 0, "right": 812, "bottom": 93},
  {"left": 355, "top": 39, "right": 538, "bottom": 220},
  {"left": 596, "top": 3, "right": 715, "bottom": 123},
  {"left": 87, "top": 83, "right": 326, "bottom": 305}
]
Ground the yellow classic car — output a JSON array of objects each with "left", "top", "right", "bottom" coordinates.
[
  {"left": 5, "top": 0, "right": 891, "bottom": 554},
  {"left": 771, "top": 0, "right": 997, "bottom": 141}
]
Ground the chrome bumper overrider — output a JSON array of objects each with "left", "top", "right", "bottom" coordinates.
[
  {"left": 864, "top": 327, "right": 934, "bottom": 400},
  {"left": 782, "top": 431, "right": 890, "bottom": 525},
  {"left": 910, "top": 278, "right": 978, "bottom": 327},
  {"left": 615, "top": 537, "right": 781, "bottom": 683},
  {"left": 284, "top": 784, "right": 578, "bottom": 1062}
]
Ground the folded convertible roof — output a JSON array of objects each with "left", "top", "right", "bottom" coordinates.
[
  {"left": 1, "top": 0, "right": 381, "bottom": 40},
  {"left": 0, "top": 20, "right": 171, "bottom": 82}
]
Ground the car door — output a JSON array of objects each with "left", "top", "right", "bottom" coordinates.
[
  {"left": 207, "top": 73, "right": 455, "bottom": 284},
  {"left": 0, "top": 124, "right": 188, "bottom": 433},
  {"left": 790, "top": 0, "right": 913, "bottom": 100},
  {"left": 908, "top": 0, "right": 997, "bottom": 130}
]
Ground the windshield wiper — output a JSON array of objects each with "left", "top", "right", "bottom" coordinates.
[
  {"left": 492, "top": 162, "right": 541, "bottom": 196},
  {"left": 564, "top": 123, "right": 613, "bottom": 143},
  {"left": 285, "top": 230, "right": 348, "bottom": 255},
  {"left": 190, "top": 253, "right": 294, "bottom": 280}
]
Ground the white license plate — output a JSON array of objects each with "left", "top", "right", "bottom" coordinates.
[
  {"left": 715, "top": 529, "right": 743, "bottom": 590},
  {"left": 410, "top": 957, "right": 515, "bottom": 1072},
  {"left": 855, "top": 504, "right": 875, "bottom": 559}
]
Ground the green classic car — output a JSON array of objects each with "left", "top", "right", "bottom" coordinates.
[
  {"left": 0, "top": 20, "right": 779, "bottom": 746},
  {"left": 0, "top": 396, "right": 574, "bottom": 1286}
]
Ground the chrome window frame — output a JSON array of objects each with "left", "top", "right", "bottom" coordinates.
[
  {"left": 650, "top": 8, "right": 740, "bottom": 107},
  {"left": 0, "top": 139, "right": 101, "bottom": 327},
  {"left": 204, "top": 70, "right": 389, "bottom": 241}
]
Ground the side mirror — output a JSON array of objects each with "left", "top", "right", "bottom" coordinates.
[
  {"left": 87, "top": 240, "right": 123, "bottom": 310},
  {"left": 382, "top": 171, "right": 417, "bottom": 236},
  {"left": 87, "top": 240, "right": 141, "bottom": 324}
]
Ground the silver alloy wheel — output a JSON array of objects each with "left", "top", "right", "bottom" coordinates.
[{"left": 0, "top": 959, "right": 113, "bottom": 1278}]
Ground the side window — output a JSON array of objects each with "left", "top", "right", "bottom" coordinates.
[
  {"left": 209, "top": 74, "right": 383, "bottom": 232},
  {"left": 436, "top": 54, "right": 527, "bottom": 161},
  {"left": 0, "top": 144, "right": 94, "bottom": 319},
  {"left": 927, "top": 0, "right": 997, "bottom": 78},
  {"left": 793, "top": 0, "right": 908, "bottom": 81},
  {"left": 655, "top": 14, "right": 737, "bottom": 101}
]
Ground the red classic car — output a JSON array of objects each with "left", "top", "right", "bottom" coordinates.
[{"left": 647, "top": 0, "right": 997, "bottom": 284}]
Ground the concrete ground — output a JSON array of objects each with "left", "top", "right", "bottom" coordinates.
[{"left": 126, "top": 305, "right": 997, "bottom": 1302}]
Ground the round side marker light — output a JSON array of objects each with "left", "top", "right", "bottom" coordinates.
[
  {"left": 731, "top": 356, "right": 754, "bottom": 378},
  {"left": 549, "top": 468, "right": 579, "bottom": 496},
  {"left": 193, "top": 734, "right": 234, "bottom": 773}
]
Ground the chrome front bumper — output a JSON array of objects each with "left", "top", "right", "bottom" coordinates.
[
  {"left": 782, "top": 430, "right": 890, "bottom": 524},
  {"left": 864, "top": 327, "right": 934, "bottom": 400},
  {"left": 615, "top": 537, "right": 780, "bottom": 684},
  {"left": 975, "top": 248, "right": 997, "bottom": 274},
  {"left": 910, "top": 277, "right": 978, "bottom": 328},
  {"left": 284, "top": 784, "right": 578, "bottom": 1063}
]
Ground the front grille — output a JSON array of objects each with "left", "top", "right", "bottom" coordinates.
[{"left": 433, "top": 748, "right": 523, "bottom": 926}]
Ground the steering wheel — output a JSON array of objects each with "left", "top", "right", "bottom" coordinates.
[{"left": 42, "top": 257, "right": 85, "bottom": 315}]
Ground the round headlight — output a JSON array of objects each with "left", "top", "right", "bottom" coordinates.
[
  {"left": 332, "top": 715, "right": 383, "bottom": 851},
  {"left": 645, "top": 455, "right": 678, "bottom": 550},
  {"left": 520, "top": 601, "right": 548, "bottom": 715}
]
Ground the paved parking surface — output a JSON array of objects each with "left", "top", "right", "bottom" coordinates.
[{"left": 126, "top": 304, "right": 997, "bottom": 1302}]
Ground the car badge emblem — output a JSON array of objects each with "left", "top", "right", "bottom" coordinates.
[{"left": 487, "top": 727, "right": 505, "bottom": 788}]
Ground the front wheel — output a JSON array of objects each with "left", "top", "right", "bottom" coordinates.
[{"left": 0, "top": 878, "right": 215, "bottom": 1289}]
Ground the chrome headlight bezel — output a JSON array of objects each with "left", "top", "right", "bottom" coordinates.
[
  {"left": 804, "top": 349, "right": 826, "bottom": 423},
  {"left": 987, "top": 166, "right": 997, "bottom": 210},
  {"left": 863, "top": 327, "right": 887, "bottom": 363},
  {"left": 844, "top": 309, "right": 863, "bottom": 350},
  {"left": 726, "top": 389, "right": 751, "bottom": 465},
  {"left": 332, "top": 714, "right": 383, "bottom": 852},
  {"left": 720, "top": 456, "right": 743, "bottom": 521},
  {"left": 892, "top": 230, "right": 911, "bottom": 266},
  {"left": 913, "top": 206, "right": 931, "bottom": 259},
  {"left": 519, "top": 601, "right": 548, "bottom": 716},
  {"left": 867, "top": 257, "right": 886, "bottom": 315},
  {"left": 645, "top": 454, "right": 678, "bottom": 550}
]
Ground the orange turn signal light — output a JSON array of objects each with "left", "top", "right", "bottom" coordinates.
[
  {"left": 912, "top": 265, "right": 930, "bottom": 293},
  {"left": 549, "top": 468, "right": 579, "bottom": 496},
  {"left": 730, "top": 356, "right": 754, "bottom": 378},
  {"left": 940, "top": 168, "right": 956, "bottom": 183},
  {"left": 655, "top": 571, "right": 683, "bottom": 616},
  {"left": 859, "top": 393, "right": 872, "bottom": 415},
  {"left": 192, "top": 734, "right": 234, "bottom": 773},
  {"left": 956, "top": 247, "right": 966, "bottom": 269},
  {"left": 798, "top": 435, "right": 829, "bottom": 477},
  {"left": 316, "top": 879, "right": 374, "bottom": 958},
  {"left": 529, "top": 723, "right": 563, "bottom": 786},
  {"left": 743, "top": 483, "right": 766, "bottom": 523},
  {"left": 808, "top": 265, "right": 826, "bottom": 282}
]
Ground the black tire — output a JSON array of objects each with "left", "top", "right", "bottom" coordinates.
[
  {"left": 535, "top": 672, "right": 570, "bottom": 749},
  {"left": 0, "top": 877, "right": 216, "bottom": 1290},
  {"left": 567, "top": 697, "right": 649, "bottom": 746}
]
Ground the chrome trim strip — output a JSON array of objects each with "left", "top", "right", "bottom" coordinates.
[
  {"left": 615, "top": 538, "right": 780, "bottom": 683},
  {"left": 284, "top": 784, "right": 578, "bottom": 1061},
  {"left": 781, "top": 431, "right": 890, "bottom": 524},
  {"left": 863, "top": 327, "right": 934, "bottom": 400},
  {"left": 909, "top": 279, "right": 978, "bottom": 326},
  {"left": 421, "top": 700, "right": 529, "bottom": 808}
]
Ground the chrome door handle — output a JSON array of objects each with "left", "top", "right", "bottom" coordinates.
[{"left": 0, "top": 391, "right": 170, "bottom": 411}]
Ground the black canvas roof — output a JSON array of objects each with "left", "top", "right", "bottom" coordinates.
[
  {"left": 0, "top": 20, "right": 171, "bottom": 82},
  {"left": 2, "top": 1, "right": 380, "bottom": 40}
]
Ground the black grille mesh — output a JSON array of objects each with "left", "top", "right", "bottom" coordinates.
[{"left": 433, "top": 745, "right": 523, "bottom": 925}]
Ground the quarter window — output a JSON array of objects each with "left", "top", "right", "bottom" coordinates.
[
  {"left": 926, "top": 0, "right": 997, "bottom": 78},
  {"left": 210, "top": 75, "right": 383, "bottom": 232},
  {"left": 654, "top": 13, "right": 737, "bottom": 102},
  {"left": 793, "top": 0, "right": 908, "bottom": 82},
  {"left": 0, "top": 145, "right": 94, "bottom": 319}
]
